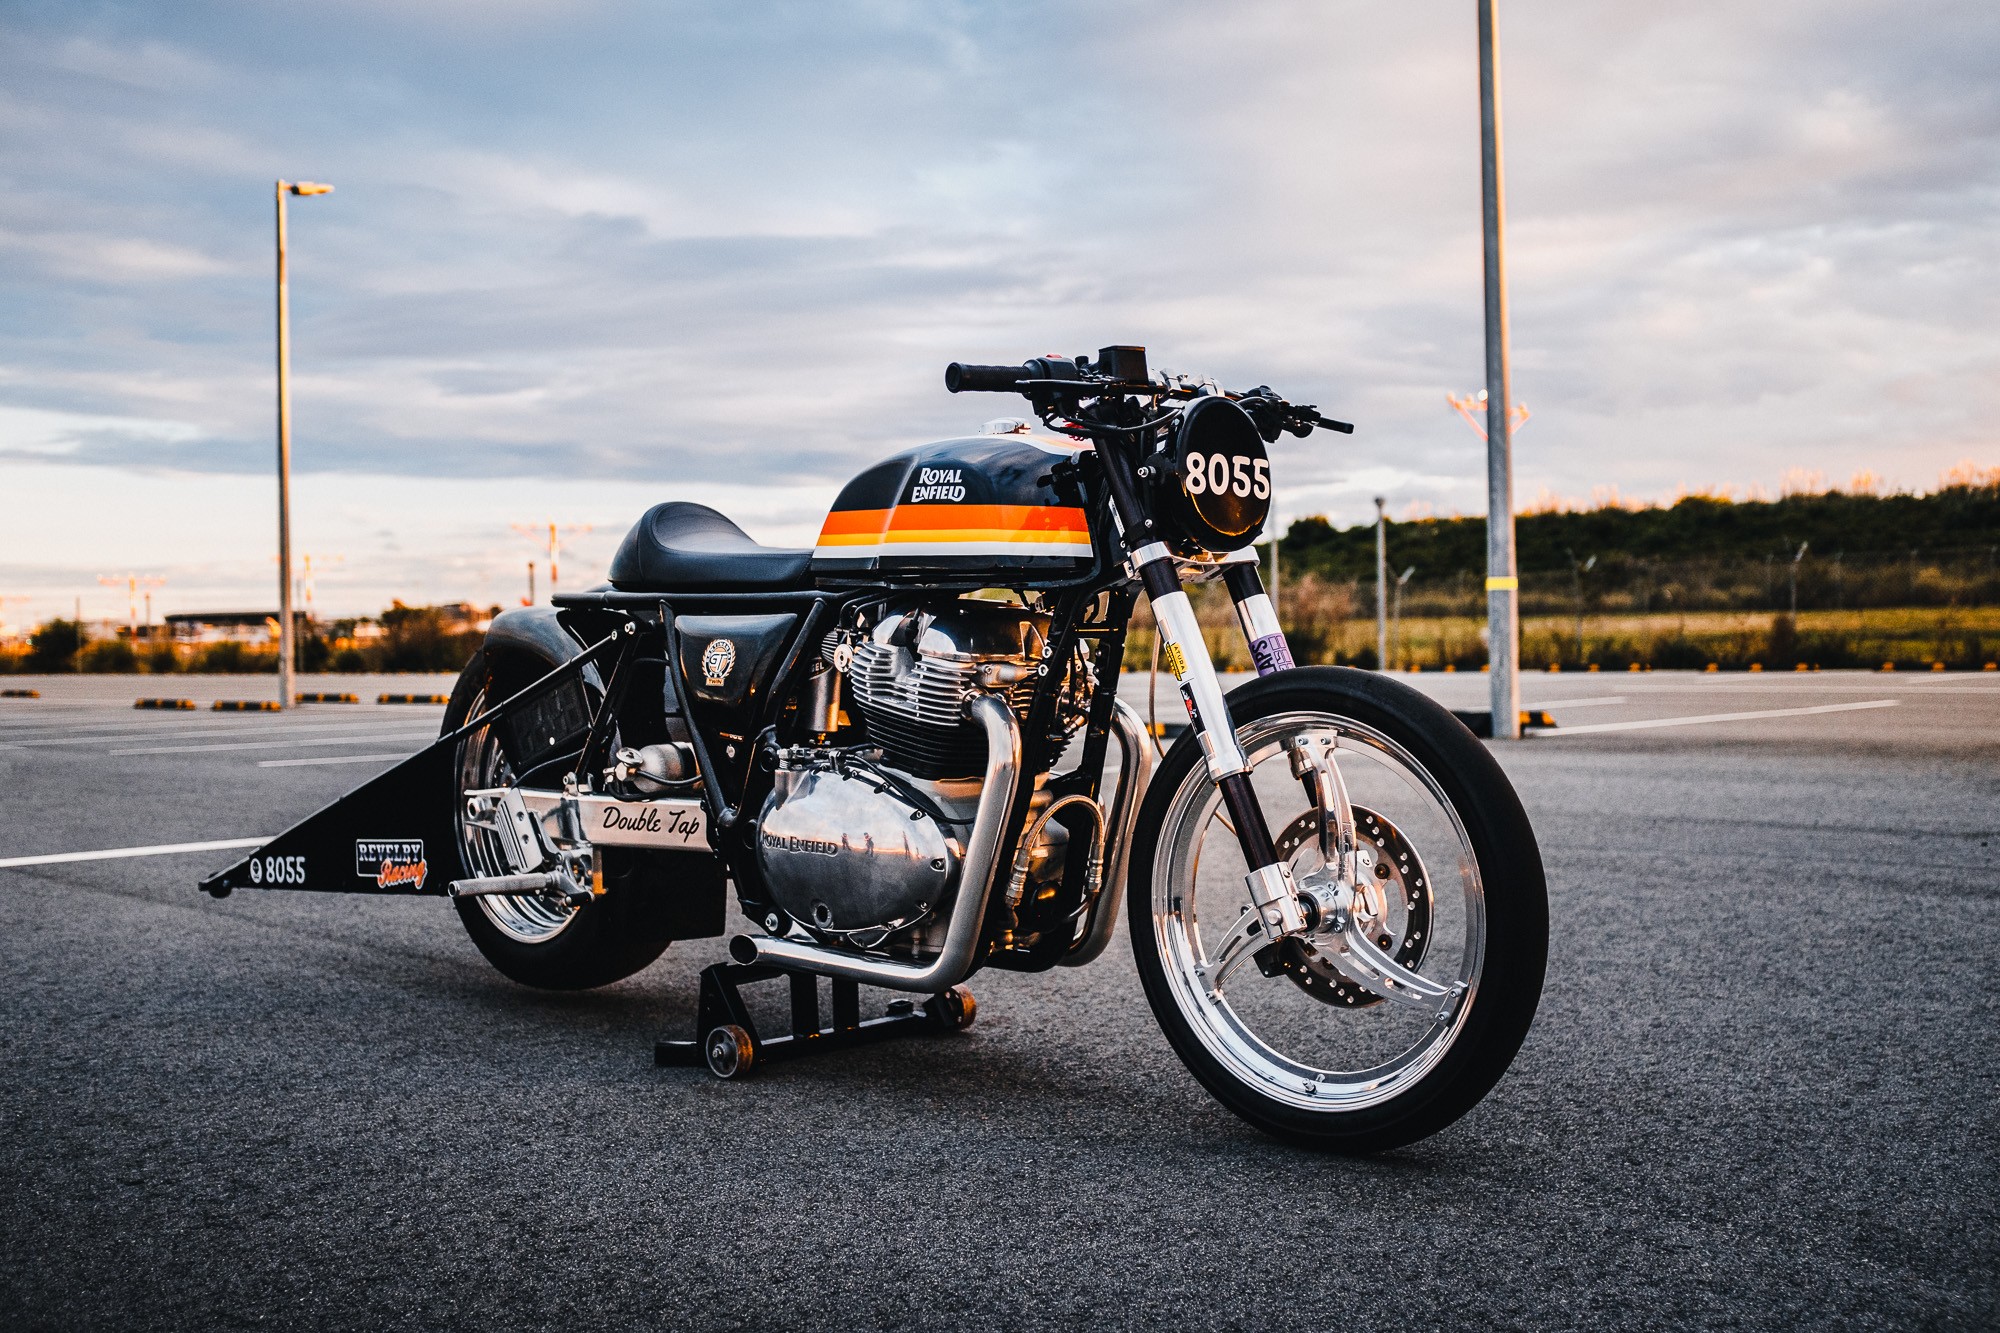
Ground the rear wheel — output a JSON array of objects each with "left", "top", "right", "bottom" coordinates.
[
  {"left": 1127, "top": 667, "right": 1547, "bottom": 1153},
  {"left": 444, "top": 651, "right": 673, "bottom": 990}
]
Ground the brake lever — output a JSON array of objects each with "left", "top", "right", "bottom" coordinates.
[{"left": 1289, "top": 405, "right": 1355, "bottom": 435}]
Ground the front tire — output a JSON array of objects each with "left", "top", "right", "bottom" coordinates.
[
  {"left": 1127, "top": 667, "right": 1547, "bottom": 1153},
  {"left": 444, "top": 650, "right": 674, "bottom": 990}
]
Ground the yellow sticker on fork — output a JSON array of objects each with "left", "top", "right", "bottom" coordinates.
[{"left": 1162, "top": 641, "right": 1188, "bottom": 678}]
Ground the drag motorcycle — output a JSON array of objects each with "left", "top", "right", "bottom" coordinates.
[{"left": 201, "top": 345, "right": 1547, "bottom": 1152}]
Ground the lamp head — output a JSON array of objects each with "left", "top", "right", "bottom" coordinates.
[{"left": 288, "top": 182, "right": 334, "bottom": 196}]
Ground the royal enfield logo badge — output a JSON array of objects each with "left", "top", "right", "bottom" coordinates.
[
  {"left": 762, "top": 832, "right": 841, "bottom": 857},
  {"left": 907, "top": 465, "right": 967, "bottom": 503},
  {"left": 701, "top": 638, "right": 737, "bottom": 688},
  {"left": 355, "top": 838, "right": 427, "bottom": 891}
]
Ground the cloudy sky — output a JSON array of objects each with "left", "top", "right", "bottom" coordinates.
[{"left": 3, "top": 0, "right": 1996, "bottom": 622}]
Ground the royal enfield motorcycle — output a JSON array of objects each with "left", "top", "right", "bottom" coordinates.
[{"left": 202, "top": 345, "right": 1548, "bottom": 1152}]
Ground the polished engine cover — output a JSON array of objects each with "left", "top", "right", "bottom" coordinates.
[{"left": 755, "top": 763, "right": 958, "bottom": 935}]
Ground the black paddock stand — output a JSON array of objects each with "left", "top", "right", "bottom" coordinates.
[{"left": 655, "top": 962, "right": 975, "bottom": 1078}]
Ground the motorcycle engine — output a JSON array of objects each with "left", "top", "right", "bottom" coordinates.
[
  {"left": 753, "top": 598, "right": 1089, "bottom": 944},
  {"left": 844, "top": 599, "right": 1085, "bottom": 779}
]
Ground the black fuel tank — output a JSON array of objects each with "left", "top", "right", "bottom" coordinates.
[{"left": 809, "top": 432, "right": 1095, "bottom": 579}]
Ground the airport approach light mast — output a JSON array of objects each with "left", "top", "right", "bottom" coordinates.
[
  {"left": 98, "top": 574, "right": 165, "bottom": 639},
  {"left": 513, "top": 522, "right": 594, "bottom": 601}
]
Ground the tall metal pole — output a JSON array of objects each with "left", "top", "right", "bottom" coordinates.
[
  {"left": 1374, "top": 496, "right": 1389, "bottom": 671},
  {"left": 275, "top": 181, "right": 295, "bottom": 710},
  {"left": 1478, "top": 0, "right": 1520, "bottom": 737}
]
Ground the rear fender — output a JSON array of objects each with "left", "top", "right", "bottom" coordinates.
[
  {"left": 478, "top": 607, "right": 606, "bottom": 776},
  {"left": 483, "top": 606, "right": 592, "bottom": 689}
]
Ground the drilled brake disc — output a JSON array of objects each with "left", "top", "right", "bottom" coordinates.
[{"left": 1268, "top": 805, "right": 1434, "bottom": 1008}]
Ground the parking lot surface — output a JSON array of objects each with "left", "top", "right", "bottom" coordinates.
[{"left": 1, "top": 670, "right": 1994, "bottom": 1329}]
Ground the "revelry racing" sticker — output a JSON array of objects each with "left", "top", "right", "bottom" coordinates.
[{"left": 355, "top": 838, "right": 428, "bottom": 891}]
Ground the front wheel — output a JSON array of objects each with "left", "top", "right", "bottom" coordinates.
[{"left": 1127, "top": 667, "right": 1547, "bottom": 1153}]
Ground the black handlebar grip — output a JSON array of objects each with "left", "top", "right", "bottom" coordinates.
[{"left": 945, "top": 362, "right": 1028, "bottom": 393}]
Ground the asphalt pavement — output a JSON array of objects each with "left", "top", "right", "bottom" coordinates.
[{"left": 1, "top": 669, "right": 1994, "bottom": 1330}]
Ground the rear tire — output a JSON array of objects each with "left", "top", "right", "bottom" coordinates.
[
  {"left": 1127, "top": 667, "right": 1547, "bottom": 1153},
  {"left": 444, "top": 650, "right": 673, "bottom": 991}
]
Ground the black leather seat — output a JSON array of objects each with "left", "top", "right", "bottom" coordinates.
[{"left": 606, "top": 502, "right": 814, "bottom": 591}]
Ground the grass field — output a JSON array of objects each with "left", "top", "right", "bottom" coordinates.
[
  {"left": 1376, "top": 606, "right": 2000, "bottom": 672},
  {"left": 1125, "top": 597, "right": 2000, "bottom": 673}
]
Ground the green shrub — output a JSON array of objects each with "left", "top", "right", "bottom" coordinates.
[
  {"left": 81, "top": 639, "right": 137, "bottom": 673},
  {"left": 28, "top": 618, "right": 83, "bottom": 671}
]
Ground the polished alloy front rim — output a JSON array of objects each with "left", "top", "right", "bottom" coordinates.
[
  {"left": 1150, "top": 710, "right": 1486, "bottom": 1112},
  {"left": 455, "top": 686, "right": 574, "bottom": 945}
]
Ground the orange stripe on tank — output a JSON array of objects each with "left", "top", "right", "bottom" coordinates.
[
  {"left": 816, "top": 505, "right": 1088, "bottom": 544},
  {"left": 815, "top": 529, "right": 1088, "bottom": 547}
]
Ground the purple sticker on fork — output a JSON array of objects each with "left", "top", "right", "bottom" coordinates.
[{"left": 1248, "top": 633, "right": 1295, "bottom": 675}]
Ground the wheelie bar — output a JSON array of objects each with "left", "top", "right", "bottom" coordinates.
[{"left": 655, "top": 963, "right": 975, "bottom": 1078}]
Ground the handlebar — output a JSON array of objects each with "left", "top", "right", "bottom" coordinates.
[
  {"left": 944, "top": 363, "right": 1029, "bottom": 393},
  {"left": 945, "top": 353, "right": 1353, "bottom": 436}
]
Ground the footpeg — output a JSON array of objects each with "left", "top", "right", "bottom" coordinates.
[{"left": 448, "top": 872, "right": 592, "bottom": 909}]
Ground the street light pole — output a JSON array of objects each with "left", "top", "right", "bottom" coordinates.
[
  {"left": 274, "top": 179, "right": 332, "bottom": 709},
  {"left": 1374, "top": 496, "right": 1389, "bottom": 671},
  {"left": 1478, "top": 0, "right": 1520, "bottom": 737},
  {"left": 1393, "top": 565, "right": 1416, "bottom": 671}
]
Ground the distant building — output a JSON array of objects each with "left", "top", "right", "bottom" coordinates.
[
  {"left": 164, "top": 611, "right": 308, "bottom": 645},
  {"left": 434, "top": 602, "right": 496, "bottom": 633},
  {"left": 164, "top": 604, "right": 495, "bottom": 647}
]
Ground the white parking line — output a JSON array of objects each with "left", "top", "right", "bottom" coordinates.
[
  {"left": 1532, "top": 698, "right": 1899, "bottom": 736},
  {"left": 1645, "top": 683, "right": 2000, "bottom": 695},
  {"left": 1527, "top": 696, "right": 1627, "bottom": 710},
  {"left": 0, "top": 837, "right": 267, "bottom": 869},
  {"left": 257, "top": 752, "right": 414, "bottom": 768},
  {"left": 110, "top": 731, "right": 436, "bottom": 756},
  {"left": 0, "top": 720, "right": 437, "bottom": 749}
]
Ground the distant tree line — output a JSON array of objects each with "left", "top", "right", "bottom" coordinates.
[
  {"left": 1281, "top": 479, "right": 2000, "bottom": 617},
  {"left": 2, "top": 603, "right": 490, "bottom": 674}
]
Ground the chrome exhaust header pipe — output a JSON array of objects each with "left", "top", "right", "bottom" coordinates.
[
  {"left": 1061, "top": 699, "right": 1150, "bottom": 967},
  {"left": 729, "top": 692, "right": 1021, "bottom": 993}
]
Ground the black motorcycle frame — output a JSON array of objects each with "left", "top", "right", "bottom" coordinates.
[{"left": 202, "top": 350, "right": 1346, "bottom": 990}]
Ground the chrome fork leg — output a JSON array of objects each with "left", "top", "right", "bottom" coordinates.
[{"left": 1132, "top": 544, "right": 1304, "bottom": 937}]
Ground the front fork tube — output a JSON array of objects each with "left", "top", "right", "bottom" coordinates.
[
  {"left": 1134, "top": 545, "right": 1306, "bottom": 936},
  {"left": 1221, "top": 554, "right": 1294, "bottom": 676}
]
